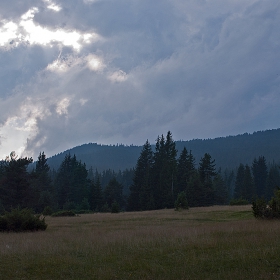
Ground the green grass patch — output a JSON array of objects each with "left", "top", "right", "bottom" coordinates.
[{"left": 1, "top": 205, "right": 280, "bottom": 279}]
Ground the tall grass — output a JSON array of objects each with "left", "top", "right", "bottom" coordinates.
[{"left": 1, "top": 205, "right": 280, "bottom": 279}]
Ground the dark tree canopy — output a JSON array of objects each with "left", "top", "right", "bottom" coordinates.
[
  {"left": 198, "top": 153, "right": 217, "bottom": 206},
  {"left": 127, "top": 140, "right": 154, "bottom": 211},
  {"left": 55, "top": 154, "right": 88, "bottom": 209},
  {"left": 252, "top": 156, "right": 268, "bottom": 198},
  {"left": 0, "top": 153, "right": 33, "bottom": 209}
]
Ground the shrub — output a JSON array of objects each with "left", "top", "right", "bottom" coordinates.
[
  {"left": 175, "top": 191, "right": 189, "bottom": 210},
  {"left": 252, "top": 198, "right": 268, "bottom": 218},
  {"left": 252, "top": 190, "right": 280, "bottom": 219},
  {"left": 230, "top": 198, "right": 250, "bottom": 205},
  {"left": 0, "top": 208, "right": 47, "bottom": 232},
  {"left": 51, "top": 210, "right": 76, "bottom": 217},
  {"left": 42, "top": 206, "right": 53, "bottom": 216},
  {"left": 75, "top": 210, "right": 92, "bottom": 214}
]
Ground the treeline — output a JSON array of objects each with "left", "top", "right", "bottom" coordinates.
[
  {"left": 127, "top": 132, "right": 228, "bottom": 210},
  {"left": 0, "top": 152, "right": 133, "bottom": 213},
  {"left": 0, "top": 131, "right": 280, "bottom": 213},
  {"left": 233, "top": 156, "right": 280, "bottom": 202}
]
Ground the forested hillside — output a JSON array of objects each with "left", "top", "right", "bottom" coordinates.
[
  {"left": 1, "top": 130, "right": 280, "bottom": 214},
  {"left": 46, "top": 143, "right": 142, "bottom": 172},
  {"left": 46, "top": 129, "right": 280, "bottom": 172}
]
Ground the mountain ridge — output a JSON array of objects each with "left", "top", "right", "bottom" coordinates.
[{"left": 46, "top": 128, "right": 280, "bottom": 172}]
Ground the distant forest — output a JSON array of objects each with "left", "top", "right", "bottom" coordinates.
[
  {"left": 46, "top": 128, "right": 280, "bottom": 172},
  {"left": 0, "top": 129, "right": 280, "bottom": 213}
]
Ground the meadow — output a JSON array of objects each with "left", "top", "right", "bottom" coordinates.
[{"left": 1, "top": 205, "right": 280, "bottom": 280}]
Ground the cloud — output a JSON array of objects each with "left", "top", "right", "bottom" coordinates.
[{"left": 0, "top": 0, "right": 280, "bottom": 159}]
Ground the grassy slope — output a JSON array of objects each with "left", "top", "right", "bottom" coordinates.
[{"left": 1, "top": 206, "right": 280, "bottom": 279}]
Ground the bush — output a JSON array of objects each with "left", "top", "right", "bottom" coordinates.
[
  {"left": 75, "top": 210, "right": 92, "bottom": 214},
  {"left": 252, "top": 190, "right": 280, "bottom": 219},
  {"left": 175, "top": 191, "right": 189, "bottom": 210},
  {"left": 230, "top": 198, "right": 250, "bottom": 205},
  {"left": 252, "top": 198, "right": 268, "bottom": 218},
  {"left": 42, "top": 206, "right": 53, "bottom": 216},
  {"left": 0, "top": 208, "right": 47, "bottom": 232},
  {"left": 51, "top": 210, "right": 76, "bottom": 217}
]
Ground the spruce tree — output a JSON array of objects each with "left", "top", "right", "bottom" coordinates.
[
  {"left": 252, "top": 156, "right": 268, "bottom": 198},
  {"left": 213, "top": 173, "right": 229, "bottom": 205},
  {"left": 152, "top": 131, "right": 177, "bottom": 209},
  {"left": 1, "top": 152, "right": 33, "bottom": 209},
  {"left": 198, "top": 153, "right": 216, "bottom": 206},
  {"left": 187, "top": 170, "right": 204, "bottom": 207},
  {"left": 127, "top": 140, "right": 154, "bottom": 211},
  {"left": 31, "top": 152, "right": 53, "bottom": 212},
  {"left": 234, "top": 164, "right": 245, "bottom": 199},
  {"left": 265, "top": 164, "right": 280, "bottom": 200},
  {"left": 176, "top": 147, "right": 189, "bottom": 196},
  {"left": 103, "top": 177, "right": 123, "bottom": 210},
  {"left": 164, "top": 131, "right": 177, "bottom": 207},
  {"left": 55, "top": 154, "right": 88, "bottom": 209},
  {"left": 177, "top": 148, "right": 196, "bottom": 199},
  {"left": 152, "top": 135, "right": 166, "bottom": 209},
  {"left": 243, "top": 164, "right": 254, "bottom": 201},
  {"left": 89, "top": 176, "right": 103, "bottom": 212}
]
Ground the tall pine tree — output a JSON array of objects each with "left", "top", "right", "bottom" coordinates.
[
  {"left": 0, "top": 152, "right": 33, "bottom": 210},
  {"left": 252, "top": 156, "right": 268, "bottom": 198},
  {"left": 152, "top": 132, "right": 177, "bottom": 209},
  {"left": 127, "top": 140, "right": 154, "bottom": 211},
  {"left": 30, "top": 152, "right": 53, "bottom": 212},
  {"left": 198, "top": 153, "right": 216, "bottom": 206},
  {"left": 55, "top": 154, "right": 88, "bottom": 209}
]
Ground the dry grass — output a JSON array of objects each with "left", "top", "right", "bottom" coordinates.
[{"left": 1, "top": 205, "right": 280, "bottom": 279}]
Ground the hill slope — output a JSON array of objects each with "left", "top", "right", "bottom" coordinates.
[{"left": 46, "top": 129, "right": 280, "bottom": 172}]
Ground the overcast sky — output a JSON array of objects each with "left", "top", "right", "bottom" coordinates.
[{"left": 0, "top": 0, "right": 279, "bottom": 159}]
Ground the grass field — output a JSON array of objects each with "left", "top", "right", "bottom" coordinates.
[{"left": 1, "top": 205, "right": 280, "bottom": 280}]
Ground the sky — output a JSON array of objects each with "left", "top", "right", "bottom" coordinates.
[{"left": 0, "top": 0, "right": 280, "bottom": 159}]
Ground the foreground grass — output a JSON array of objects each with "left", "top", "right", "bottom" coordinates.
[{"left": 1, "top": 205, "right": 280, "bottom": 279}]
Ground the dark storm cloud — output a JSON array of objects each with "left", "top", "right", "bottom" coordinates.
[{"left": 0, "top": 0, "right": 280, "bottom": 158}]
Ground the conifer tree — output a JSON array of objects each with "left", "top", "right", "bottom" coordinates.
[
  {"left": 223, "top": 169, "right": 235, "bottom": 199},
  {"left": 55, "top": 154, "right": 88, "bottom": 209},
  {"left": 234, "top": 163, "right": 245, "bottom": 199},
  {"left": 31, "top": 152, "right": 53, "bottom": 212},
  {"left": 127, "top": 140, "right": 154, "bottom": 211},
  {"left": 152, "top": 131, "right": 177, "bottom": 209},
  {"left": 176, "top": 147, "right": 189, "bottom": 196},
  {"left": 177, "top": 148, "right": 196, "bottom": 199},
  {"left": 243, "top": 164, "right": 254, "bottom": 201},
  {"left": 152, "top": 135, "right": 166, "bottom": 209},
  {"left": 1, "top": 152, "right": 33, "bottom": 209},
  {"left": 198, "top": 153, "right": 216, "bottom": 206},
  {"left": 89, "top": 176, "right": 103, "bottom": 211},
  {"left": 164, "top": 131, "right": 178, "bottom": 206},
  {"left": 213, "top": 172, "right": 229, "bottom": 205},
  {"left": 103, "top": 177, "right": 123, "bottom": 210},
  {"left": 265, "top": 164, "right": 280, "bottom": 200},
  {"left": 187, "top": 170, "right": 204, "bottom": 207},
  {"left": 252, "top": 156, "right": 268, "bottom": 198}
]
